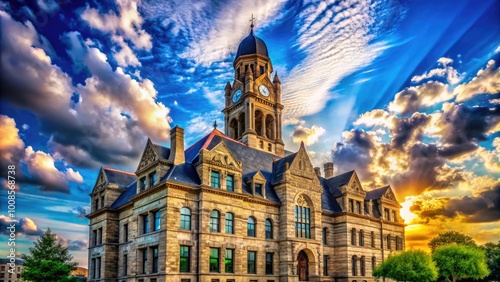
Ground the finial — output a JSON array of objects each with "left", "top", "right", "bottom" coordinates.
[
  {"left": 213, "top": 120, "right": 218, "bottom": 129},
  {"left": 250, "top": 14, "right": 255, "bottom": 29}
]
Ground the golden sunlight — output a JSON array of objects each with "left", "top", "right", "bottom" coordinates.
[{"left": 400, "top": 196, "right": 417, "bottom": 223}]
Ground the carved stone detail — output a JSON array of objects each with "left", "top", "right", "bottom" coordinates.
[{"left": 138, "top": 144, "right": 158, "bottom": 170}]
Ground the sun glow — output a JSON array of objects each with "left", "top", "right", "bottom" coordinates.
[{"left": 400, "top": 197, "right": 417, "bottom": 224}]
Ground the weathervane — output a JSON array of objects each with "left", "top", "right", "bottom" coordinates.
[{"left": 250, "top": 14, "right": 256, "bottom": 29}]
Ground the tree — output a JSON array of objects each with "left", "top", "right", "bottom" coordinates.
[
  {"left": 482, "top": 241, "right": 500, "bottom": 281},
  {"left": 429, "top": 231, "right": 476, "bottom": 252},
  {"left": 432, "top": 244, "right": 489, "bottom": 282},
  {"left": 21, "top": 229, "right": 78, "bottom": 282},
  {"left": 373, "top": 250, "right": 438, "bottom": 282}
]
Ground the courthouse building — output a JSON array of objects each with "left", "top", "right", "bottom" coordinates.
[{"left": 87, "top": 24, "right": 405, "bottom": 282}]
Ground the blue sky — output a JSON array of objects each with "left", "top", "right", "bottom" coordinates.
[{"left": 1, "top": 0, "right": 499, "bottom": 268}]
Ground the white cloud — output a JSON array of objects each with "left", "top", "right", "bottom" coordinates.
[
  {"left": 111, "top": 35, "right": 141, "bottom": 67},
  {"left": 37, "top": 0, "right": 59, "bottom": 13},
  {"left": 291, "top": 124, "right": 326, "bottom": 146},
  {"left": 455, "top": 59, "right": 500, "bottom": 102},
  {"left": 388, "top": 81, "right": 452, "bottom": 115},
  {"left": 411, "top": 58, "right": 463, "bottom": 84},
  {"left": 66, "top": 168, "right": 84, "bottom": 183},
  {"left": 0, "top": 115, "right": 25, "bottom": 165}
]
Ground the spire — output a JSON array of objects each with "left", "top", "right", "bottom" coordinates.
[
  {"left": 213, "top": 120, "right": 218, "bottom": 129},
  {"left": 273, "top": 72, "right": 281, "bottom": 83},
  {"left": 225, "top": 81, "right": 232, "bottom": 90},
  {"left": 250, "top": 14, "right": 255, "bottom": 30}
]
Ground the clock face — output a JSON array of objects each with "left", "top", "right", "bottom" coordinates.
[
  {"left": 259, "top": 85, "right": 270, "bottom": 97},
  {"left": 232, "top": 90, "right": 242, "bottom": 103}
]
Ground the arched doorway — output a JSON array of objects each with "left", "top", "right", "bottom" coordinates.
[{"left": 297, "top": 250, "right": 309, "bottom": 281}]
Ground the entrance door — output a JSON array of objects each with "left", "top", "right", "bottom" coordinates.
[{"left": 297, "top": 250, "right": 309, "bottom": 281}]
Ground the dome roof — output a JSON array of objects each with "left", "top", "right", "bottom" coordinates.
[{"left": 235, "top": 29, "right": 269, "bottom": 60}]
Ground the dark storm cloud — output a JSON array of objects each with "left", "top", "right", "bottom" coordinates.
[
  {"left": 410, "top": 183, "right": 500, "bottom": 223},
  {"left": 391, "top": 112, "right": 429, "bottom": 148},
  {"left": 331, "top": 129, "right": 377, "bottom": 177}
]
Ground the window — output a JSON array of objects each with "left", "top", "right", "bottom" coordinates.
[
  {"left": 152, "top": 246, "right": 159, "bottom": 273},
  {"left": 265, "top": 252, "right": 273, "bottom": 275},
  {"left": 322, "top": 228, "right": 327, "bottom": 245},
  {"left": 149, "top": 171, "right": 157, "bottom": 187},
  {"left": 101, "top": 195, "right": 105, "bottom": 208},
  {"left": 267, "top": 143, "right": 272, "bottom": 151},
  {"left": 154, "top": 211, "right": 161, "bottom": 231},
  {"left": 384, "top": 208, "right": 390, "bottom": 220},
  {"left": 210, "top": 210, "right": 220, "bottom": 232},
  {"left": 94, "top": 198, "right": 99, "bottom": 211},
  {"left": 225, "top": 249, "right": 234, "bottom": 273},
  {"left": 359, "top": 230, "right": 364, "bottom": 246},
  {"left": 210, "top": 248, "right": 220, "bottom": 272},
  {"left": 255, "top": 183, "right": 262, "bottom": 195},
  {"left": 180, "top": 207, "right": 191, "bottom": 230},
  {"left": 140, "top": 177, "right": 146, "bottom": 191},
  {"left": 123, "top": 254, "right": 128, "bottom": 276},
  {"left": 247, "top": 217, "right": 256, "bottom": 237},
  {"left": 260, "top": 65, "right": 265, "bottom": 75},
  {"left": 356, "top": 201, "right": 361, "bottom": 214},
  {"left": 92, "top": 229, "right": 97, "bottom": 246},
  {"left": 142, "top": 214, "right": 149, "bottom": 234},
  {"left": 265, "top": 219, "right": 272, "bottom": 239},
  {"left": 349, "top": 199, "right": 354, "bottom": 212},
  {"left": 180, "top": 246, "right": 190, "bottom": 272},
  {"left": 371, "top": 256, "right": 376, "bottom": 271},
  {"left": 352, "top": 256, "right": 357, "bottom": 276},
  {"left": 392, "top": 210, "right": 396, "bottom": 222},
  {"left": 396, "top": 236, "right": 402, "bottom": 250},
  {"left": 124, "top": 224, "right": 129, "bottom": 242},
  {"left": 96, "top": 257, "right": 101, "bottom": 278},
  {"left": 387, "top": 234, "right": 392, "bottom": 250},
  {"left": 247, "top": 251, "right": 256, "bottom": 274},
  {"left": 98, "top": 227, "right": 102, "bottom": 244},
  {"left": 323, "top": 255, "right": 328, "bottom": 276},
  {"left": 294, "top": 205, "right": 311, "bottom": 238},
  {"left": 371, "top": 231, "right": 375, "bottom": 248},
  {"left": 210, "top": 171, "right": 220, "bottom": 188},
  {"left": 91, "top": 258, "right": 95, "bottom": 279},
  {"left": 226, "top": 175, "right": 234, "bottom": 191},
  {"left": 142, "top": 249, "right": 148, "bottom": 274},
  {"left": 225, "top": 213, "right": 234, "bottom": 234},
  {"left": 360, "top": 256, "right": 365, "bottom": 276},
  {"left": 351, "top": 228, "right": 356, "bottom": 246}
]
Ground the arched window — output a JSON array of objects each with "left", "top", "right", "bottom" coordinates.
[
  {"left": 210, "top": 210, "right": 220, "bottom": 232},
  {"left": 238, "top": 113, "right": 245, "bottom": 139},
  {"left": 322, "top": 228, "right": 327, "bottom": 245},
  {"left": 294, "top": 195, "right": 311, "bottom": 238},
  {"left": 180, "top": 207, "right": 191, "bottom": 230},
  {"left": 351, "top": 228, "right": 357, "bottom": 246},
  {"left": 247, "top": 217, "right": 256, "bottom": 237},
  {"left": 255, "top": 110, "right": 264, "bottom": 137},
  {"left": 352, "top": 256, "right": 357, "bottom": 276},
  {"left": 225, "top": 212, "right": 234, "bottom": 234},
  {"left": 360, "top": 256, "right": 365, "bottom": 276},
  {"left": 265, "top": 219, "right": 272, "bottom": 239},
  {"left": 359, "top": 230, "right": 364, "bottom": 246},
  {"left": 265, "top": 115, "right": 275, "bottom": 139},
  {"left": 229, "top": 118, "right": 238, "bottom": 139}
]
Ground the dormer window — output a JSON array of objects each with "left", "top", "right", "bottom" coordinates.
[
  {"left": 140, "top": 177, "right": 146, "bottom": 191},
  {"left": 94, "top": 199, "right": 99, "bottom": 211},
  {"left": 210, "top": 171, "right": 220, "bottom": 188},
  {"left": 226, "top": 175, "right": 234, "bottom": 192},
  {"left": 255, "top": 183, "right": 263, "bottom": 195},
  {"left": 149, "top": 171, "right": 157, "bottom": 187}
]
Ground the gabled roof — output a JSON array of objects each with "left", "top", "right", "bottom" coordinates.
[
  {"left": 366, "top": 185, "right": 389, "bottom": 200},
  {"left": 271, "top": 152, "right": 297, "bottom": 185},
  {"left": 152, "top": 143, "right": 170, "bottom": 159},
  {"left": 319, "top": 177, "right": 343, "bottom": 212},
  {"left": 103, "top": 168, "right": 136, "bottom": 189},
  {"left": 162, "top": 163, "right": 201, "bottom": 186},
  {"left": 110, "top": 180, "right": 137, "bottom": 209},
  {"left": 322, "top": 170, "right": 355, "bottom": 196}
]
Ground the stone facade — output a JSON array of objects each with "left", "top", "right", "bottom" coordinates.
[{"left": 87, "top": 26, "right": 405, "bottom": 282}]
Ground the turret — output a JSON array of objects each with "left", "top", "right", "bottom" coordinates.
[
  {"left": 225, "top": 82, "right": 232, "bottom": 107},
  {"left": 245, "top": 67, "right": 254, "bottom": 94},
  {"left": 273, "top": 72, "right": 281, "bottom": 102}
]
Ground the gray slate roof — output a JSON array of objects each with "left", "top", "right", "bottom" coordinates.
[{"left": 103, "top": 168, "right": 136, "bottom": 190}]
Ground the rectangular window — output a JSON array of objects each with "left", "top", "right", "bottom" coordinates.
[
  {"left": 154, "top": 211, "right": 161, "bottom": 231},
  {"left": 152, "top": 246, "right": 159, "bottom": 273},
  {"left": 248, "top": 251, "right": 256, "bottom": 274},
  {"left": 323, "top": 255, "right": 328, "bottom": 276},
  {"left": 265, "top": 252, "right": 273, "bottom": 275},
  {"left": 98, "top": 227, "right": 103, "bottom": 244},
  {"left": 149, "top": 171, "right": 157, "bottom": 187},
  {"left": 180, "top": 246, "right": 190, "bottom": 272},
  {"left": 142, "top": 214, "right": 149, "bottom": 234},
  {"left": 94, "top": 199, "right": 99, "bottom": 211},
  {"left": 142, "top": 249, "right": 148, "bottom": 274},
  {"left": 210, "top": 248, "right": 220, "bottom": 272},
  {"left": 226, "top": 175, "right": 234, "bottom": 191},
  {"left": 140, "top": 177, "right": 146, "bottom": 191},
  {"left": 210, "top": 171, "right": 220, "bottom": 188},
  {"left": 356, "top": 201, "right": 361, "bottom": 214},
  {"left": 372, "top": 256, "right": 376, "bottom": 270},
  {"left": 225, "top": 249, "right": 234, "bottom": 273},
  {"left": 180, "top": 208, "right": 191, "bottom": 230},
  {"left": 371, "top": 231, "right": 375, "bottom": 248},
  {"left": 255, "top": 183, "right": 263, "bottom": 195},
  {"left": 91, "top": 258, "right": 95, "bottom": 279},
  {"left": 392, "top": 210, "right": 397, "bottom": 222},
  {"left": 101, "top": 195, "right": 105, "bottom": 208},
  {"left": 294, "top": 206, "right": 311, "bottom": 238},
  {"left": 124, "top": 224, "right": 129, "bottom": 242},
  {"left": 349, "top": 199, "right": 354, "bottom": 212},
  {"left": 96, "top": 257, "right": 101, "bottom": 278},
  {"left": 384, "top": 208, "right": 390, "bottom": 220},
  {"left": 123, "top": 254, "right": 128, "bottom": 276},
  {"left": 92, "top": 229, "right": 97, "bottom": 246}
]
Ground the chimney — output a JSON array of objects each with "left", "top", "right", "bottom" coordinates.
[
  {"left": 314, "top": 167, "right": 321, "bottom": 177},
  {"left": 323, "top": 162, "right": 334, "bottom": 179},
  {"left": 168, "top": 126, "right": 185, "bottom": 165}
]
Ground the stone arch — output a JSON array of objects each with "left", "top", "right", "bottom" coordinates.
[
  {"left": 238, "top": 112, "right": 245, "bottom": 138},
  {"left": 265, "top": 114, "right": 275, "bottom": 139},
  {"left": 255, "top": 110, "right": 264, "bottom": 136},
  {"left": 296, "top": 248, "right": 317, "bottom": 281},
  {"left": 294, "top": 193, "right": 314, "bottom": 209},
  {"left": 229, "top": 118, "right": 238, "bottom": 139}
]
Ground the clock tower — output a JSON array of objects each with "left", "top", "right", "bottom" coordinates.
[{"left": 222, "top": 23, "right": 285, "bottom": 156}]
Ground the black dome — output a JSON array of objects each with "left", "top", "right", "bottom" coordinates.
[{"left": 235, "top": 30, "right": 269, "bottom": 60}]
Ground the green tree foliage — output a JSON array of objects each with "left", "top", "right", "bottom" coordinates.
[
  {"left": 482, "top": 241, "right": 500, "bottom": 281},
  {"left": 373, "top": 250, "right": 438, "bottom": 282},
  {"left": 21, "top": 229, "right": 78, "bottom": 282},
  {"left": 432, "top": 244, "right": 489, "bottom": 282},
  {"left": 429, "top": 231, "right": 477, "bottom": 252}
]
